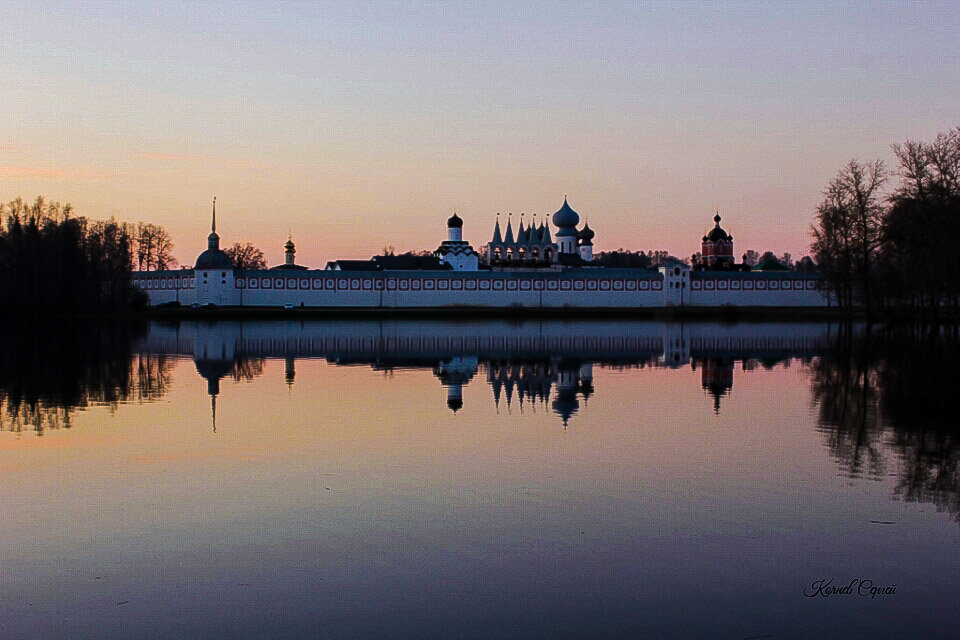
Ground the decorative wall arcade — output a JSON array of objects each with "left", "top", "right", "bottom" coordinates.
[{"left": 133, "top": 267, "right": 828, "bottom": 309}]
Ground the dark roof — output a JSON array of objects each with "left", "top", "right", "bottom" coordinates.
[
  {"left": 754, "top": 256, "right": 789, "bottom": 271},
  {"left": 705, "top": 226, "right": 732, "bottom": 242},
  {"left": 237, "top": 267, "right": 664, "bottom": 279},
  {"left": 704, "top": 214, "right": 732, "bottom": 243},
  {"left": 557, "top": 253, "right": 586, "bottom": 266},
  {"left": 691, "top": 270, "right": 820, "bottom": 280},
  {"left": 374, "top": 255, "right": 451, "bottom": 270},
  {"left": 195, "top": 249, "right": 233, "bottom": 270},
  {"left": 326, "top": 260, "right": 381, "bottom": 271},
  {"left": 269, "top": 263, "right": 309, "bottom": 270}
]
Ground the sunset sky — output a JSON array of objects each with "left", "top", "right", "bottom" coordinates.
[{"left": 2, "top": 1, "right": 958, "bottom": 267}]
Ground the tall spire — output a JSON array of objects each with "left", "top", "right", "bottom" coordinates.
[
  {"left": 207, "top": 197, "right": 220, "bottom": 250},
  {"left": 491, "top": 213, "right": 503, "bottom": 244}
]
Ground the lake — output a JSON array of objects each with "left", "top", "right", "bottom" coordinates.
[{"left": 1, "top": 319, "right": 958, "bottom": 639}]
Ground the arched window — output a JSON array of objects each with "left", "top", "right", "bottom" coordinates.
[
  {"left": 518, "top": 247, "right": 527, "bottom": 261},
  {"left": 544, "top": 248, "right": 554, "bottom": 262},
  {"left": 531, "top": 247, "right": 540, "bottom": 261}
]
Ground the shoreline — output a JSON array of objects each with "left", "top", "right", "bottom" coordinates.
[
  {"left": 141, "top": 305, "right": 845, "bottom": 322},
  {"left": 7, "top": 305, "right": 960, "bottom": 324}
]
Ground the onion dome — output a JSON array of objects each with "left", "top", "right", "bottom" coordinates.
[
  {"left": 284, "top": 237, "right": 295, "bottom": 252},
  {"left": 551, "top": 197, "right": 580, "bottom": 229},
  {"left": 578, "top": 222, "right": 595, "bottom": 244},
  {"left": 705, "top": 213, "right": 732, "bottom": 242},
  {"left": 447, "top": 213, "right": 463, "bottom": 228}
]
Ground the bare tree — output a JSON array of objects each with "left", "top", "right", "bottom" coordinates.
[
  {"left": 134, "top": 222, "right": 177, "bottom": 271},
  {"left": 225, "top": 242, "right": 267, "bottom": 269},
  {"left": 884, "top": 127, "right": 960, "bottom": 310},
  {"left": 812, "top": 159, "right": 887, "bottom": 314}
]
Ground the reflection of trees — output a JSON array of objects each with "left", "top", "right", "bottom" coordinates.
[
  {"left": 135, "top": 353, "right": 175, "bottom": 401},
  {"left": 0, "top": 321, "right": 168, "bottom": 435},
  {"left": 810, "top": 325, "right": 960, "bottom": 520},
  {"left": 229, "top": 357, "right": 265, "bottom": 382}
]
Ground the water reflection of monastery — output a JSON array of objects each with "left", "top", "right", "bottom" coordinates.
[{"left": 138, "top": 321, "right": 831, "bottom": 427}]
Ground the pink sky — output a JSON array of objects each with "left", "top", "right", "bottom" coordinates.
[{"left": 2, "top": 2, "right": 958, "bottom": 268}]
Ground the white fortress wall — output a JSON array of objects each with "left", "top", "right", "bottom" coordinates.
[
  {"left": 132, "top": 270, "right": 828, "bottom": 308},
  {"left": 689, "top": 273, "right": 828, "bottom": 307},
  {"left": 133, "top": 270, "right": 197, "bottom": 306}
]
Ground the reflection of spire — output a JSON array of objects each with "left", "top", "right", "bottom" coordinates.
[
  {"left": 195, "top": 355, "right": 233, "bottom": 432},
  {"left": 492, "top": 377, "right": 502, "bottom": 408},
  {"left": 285, "top": 356, "right": 296, "bottom": 387}
]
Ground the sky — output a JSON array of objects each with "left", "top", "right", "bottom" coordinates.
[{"left": 1, "top": 1, "right": 958, "bottom": 267}]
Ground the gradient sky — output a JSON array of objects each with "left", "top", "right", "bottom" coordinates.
[{"left": 2, "top": 1, "right": 958, "bottom": 267}]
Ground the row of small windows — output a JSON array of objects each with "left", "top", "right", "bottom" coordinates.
[
  {"left": 135, "top": 278, "right": 195, "bottom": 290},
  {"left": 691, "top": 280, "right": 817, "bottom": 291},
  {"left": 233, "top": 278, "right": 666, "bottom": 292},
  {"left": 134, "top": 277, "right": 818, "bottom": 292},
  {"left": 244, "top": 335, "right": 661, "bottom": 352}
]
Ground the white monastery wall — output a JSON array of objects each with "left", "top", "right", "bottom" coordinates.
[{"left": 133, "top": 270, "right": 828, "bottom": 309}]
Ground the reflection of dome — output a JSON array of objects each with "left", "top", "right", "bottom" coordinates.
[
  {"left": 447, "top": 213, "right": 463, "bottom": 228},
  {"left": 195, "top": 358, "right": 233, "bottom": 396},
  {"left": 551, "top": 393, "right": 579, "bottom": 426},
  {"left": 551, "top": 197, "right": 580, "bottom": 229},
  {"left": 195, "top": 248, "right": 233, "bottom": 270},
  {"left": 447, "top": 397, "right": 463, "bottom": 412}
]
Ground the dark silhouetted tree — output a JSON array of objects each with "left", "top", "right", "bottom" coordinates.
[
  {"left": 812, "top": 159, "right": 887, "bottom": 314},
  {"left": 0, "top": 196, "right": 140, "bottom": 313},
  {"left": 225, "top": 242, "right": 267, "bottom": 269},
  {"left": 134, "top": 222, "right": 177, "bottom": 271}
]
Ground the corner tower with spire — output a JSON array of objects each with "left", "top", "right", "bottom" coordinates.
[{"left": 194, "top": 197, "right": 237, "bottom": 306}]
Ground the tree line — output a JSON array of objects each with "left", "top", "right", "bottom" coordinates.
[
  {"left": 0, "top": 197, "right": 142, "bottom": 313},
  {"left": 813, "top": 127, "right": 960, "bottom": 316},
  {"left": 0, "top": 197, "right": 202, "bottom": 313}
]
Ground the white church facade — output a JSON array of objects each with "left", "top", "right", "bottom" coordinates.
[{"left": 133, "top": 198, "right": 829, "bottom": 309}]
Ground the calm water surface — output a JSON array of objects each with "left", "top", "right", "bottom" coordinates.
[{"left": 1, "top": 320, "right": 958, "bottom": 639}]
